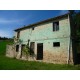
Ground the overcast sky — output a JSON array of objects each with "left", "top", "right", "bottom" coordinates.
[{"left": 0, "top": 10, "right": 68, "bottom": 38}]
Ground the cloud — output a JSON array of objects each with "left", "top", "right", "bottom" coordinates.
[
  {"left": 0, "top": 14, "right": 33, "bottom": 38},
  {"left": 0, "top": 30, "right": 12, "bottom": 38},
  {"left": 59, "top": 10, "right": 68, "bottom": 15},
  {"left": 0, "top": 14, "right": 32, "bottom": 24},
  {"left": 0, "top": 18, "right": 25, "bottom": 24}
]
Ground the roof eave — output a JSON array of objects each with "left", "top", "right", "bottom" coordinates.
[{"left": 14, "top": 13, "right": 69, "bottom": 32}]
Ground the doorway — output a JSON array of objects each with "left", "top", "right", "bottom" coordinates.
[
  {"left": 30, "top": 42, "right": 35, "bottom": 54},
  {"left": 37, "top": 43, "right": 43, "bottom": 60},
  {"left": 16, "top": 45, "right": 19, "bottom": 52},
  {"left": 21, "top": 44, "right": 25, "bottom": 58}
]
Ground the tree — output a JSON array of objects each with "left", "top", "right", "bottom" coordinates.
[
  {"left": 22, "top": 44, "right": 30, "bottom": 60},
  {"left": 69, "top": 10, "right": 80, "bottom": 64}
]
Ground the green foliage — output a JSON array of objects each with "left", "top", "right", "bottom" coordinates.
[
  {"left": 77, "top": 30, "right": 80, "bottom": 36},
  {"left": 0, "top": 40, "right": 13, "bottom": 55},
  {"left": 22, "top": 44, "right": 30, "bottom": 59},
  {"left": 18, "top": 39, "right": 23, "bottom": 43},
  {"left": 13, "top": 36, "right": 23, "bottom": 44},
  {"left": 70, "top": 11, "right": 80, "bottom": 36},
  {"left": 74, "top": 12, "right": 80, "bottom": 36}
]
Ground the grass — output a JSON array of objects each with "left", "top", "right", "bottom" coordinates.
[
  {"left": 0, "top": 40, "right": 13, "bottom": 55},
  {"left": 0, "top": 55, "right": 80, "bottom": 70},
  {"left": 0, "top": 40, "right": 80, "bottom": 70}
]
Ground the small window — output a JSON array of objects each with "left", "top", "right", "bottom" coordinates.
[
  {"left": 53, "top": 42, "right": 60, "bottom": 47},
  {"left": 16, "top": 45, "right": 19, "bottom": 52},
  {"left": 17, "top": 31, "right": 20, "bottom": 38},
  {"left": 53, "top": 21, "right": 59, "bottom": 31}
]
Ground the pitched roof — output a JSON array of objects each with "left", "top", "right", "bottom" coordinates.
[{"left": 14, "top": 13, "right": 69, "bottom": 32}]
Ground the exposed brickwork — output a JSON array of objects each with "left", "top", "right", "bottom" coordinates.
[
  {"left": 43, "top": 51, "right": 73, "bottom": 64},
  {"left": 43, "top": 52, "right": 67, "bottom": 64},
  {"left": 6, "top": 45, "right": 73, "bottom": 64}
]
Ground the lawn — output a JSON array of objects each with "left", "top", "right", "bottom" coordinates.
[
  {"left": 0, "top": 40, "right": 13, "bottom": 55},
  {"left": 0, "top": 40, "right": 80, "bottom": 70}
]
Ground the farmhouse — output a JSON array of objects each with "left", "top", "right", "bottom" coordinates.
[{"left": 6, "top": 13, "right": 75, "bottom": 64}]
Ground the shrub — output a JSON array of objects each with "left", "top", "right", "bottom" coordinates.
[{"left": 22, "top": 44, "right": 30, "bottom": 60}]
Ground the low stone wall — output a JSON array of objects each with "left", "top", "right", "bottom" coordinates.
[
  {"left": 6, "top": 45, "right": 17, "bottom": 58},
  {"left": 6, "top": 44, "right": 36, "bottom": 61}
]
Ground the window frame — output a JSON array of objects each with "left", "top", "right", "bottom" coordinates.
[
  {"left": 53, "top": 42, "right": 60, "bottom": 47},
  {"left": 32, "top": 27, "right": 35, "bottom": 30},
  {"left": 53, "top": 21, "right": 59, "bottom": 31},
  {"left": 17, "top": 31, "right": 20, "bottom": 38},
  {"left": 16, "top": 45, "right": 19, "bottom": 52}
]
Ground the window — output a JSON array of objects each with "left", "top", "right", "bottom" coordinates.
[
  {"left": 32, "top": 27, "right": 34, "bottom": 30},
  {"left": 53, "top": 42, "right": 60, "bottom": 47},
  {"left": 17, "top": 31, "right": 20, "bottom": 38},
  {"left": 53, "top": 21, "right": 59, "bottom": 31},
  {"left": 16, "top": 45, "right": 19, "bottom": 52}
]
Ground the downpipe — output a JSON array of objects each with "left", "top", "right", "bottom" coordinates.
[{"left": 67, "top": 37, "right": 71, "bottom": 64}]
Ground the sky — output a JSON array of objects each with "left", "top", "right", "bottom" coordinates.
[{"left": 0, "top": 10, "right": 68, "bottom": 38}]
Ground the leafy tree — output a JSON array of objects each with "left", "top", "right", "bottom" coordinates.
[
  {"left": 22, "top": 44, "right": 30, "bottom": 60},
  {"left": 69, "top": 10, "right": 80, "bottom": 64}
]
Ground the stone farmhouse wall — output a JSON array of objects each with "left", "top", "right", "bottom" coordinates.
[
  {"left": 6, "top": 15, "right": 73, "bottom": 64},
  {"left": 6, "top": 45, "right": 16, "bottom": 58},
  {"left": 6, "top": 44, "right": 73, "bottom": 64}
]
